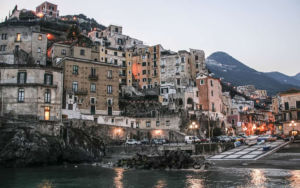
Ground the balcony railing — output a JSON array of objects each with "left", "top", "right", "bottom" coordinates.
[
  {"left": 89, "top": 101, "right": 98, "bottom": 105},
  {"left": 65, "top": 88, "right": 88, "bottom": 95},
  {"left": 14, "top": 38, "right": 22, "bottom": 42},
  {"left": 89, "top": 75, "right": 98, "bottom": 80},
  {"left": 153, "top": 73, "right": 158, "bottom": 77},
  {"left": 175, "top": 72, "right": 180, "bottom": 75},
  {"left": 160, "top": 63, "right": 165, "bottom": 67},
  {"left": 175, "top": 62, "right": 180, "bottom": 66},
  {"left": 119, "top": 73, "right": 126, "bottom": 77}
]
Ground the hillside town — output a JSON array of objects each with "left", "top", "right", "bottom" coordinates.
[{"left": 0, "top": 2, "right": 299, "bottom": 144}]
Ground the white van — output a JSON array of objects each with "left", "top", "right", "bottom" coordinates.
[{"left": 185, "top": 136, "right": 201, "bottom": 144}]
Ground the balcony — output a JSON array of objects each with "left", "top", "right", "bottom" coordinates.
[
  {"left": 65, "top": 88, "right": 88, "bottom": 95},
  {"left": 175, "top": 72, "right": 180, "bottom": 75},
  {"left": 152, "top": 65, "right": 158, "bottom": 69},
  {"left": 153, "top": 73, "right": 158, "bottom": 77},
  {"left": 119, "top": 73, "right": 126, "bottom": 77},
  {"left": 89, "top": 75, "right": 98, "bottom": 80},
  {"left": 175, "top": 62, "right": 180, "bottom": 66},
  {"left": 120, "top": 64, "right": 127, "bottom": 68},
  {"left": 89, "top": 101, "right": 98, "bottom": 105},
  {"left": 160, "top": 64, "right": 165, "bottom": 68},
  {"left": 107, "top": 101, "right": 114, "bottom": 106},
  {"left": 14, "top": 38, "right": 22, "bottom": 42}
]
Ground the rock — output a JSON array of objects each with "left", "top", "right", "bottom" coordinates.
[{"left": 193, "top": 165, "right": 201, "bottom": 169}]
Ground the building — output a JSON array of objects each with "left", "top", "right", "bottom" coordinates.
[
  {"left": 36, "top": 2, "right": 59, "bottom": 18},
  {"left": 255, "top": 90, "right": 268, "bottom": 99},
  {"left": 0, "top": 64, "right": 63, "bottom": 121},
  {"left": 57, "top": 57, "right": 120, "bottom": 117},
  {"left": 276, "top": 89, "right": 300, "bottom": 135},
  {"left": 0, "top": 25, "right": 48, "bottom": 65}
]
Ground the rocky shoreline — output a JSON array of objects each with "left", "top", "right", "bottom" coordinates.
[{"left": 0, "top": 126, "right": 105, "bottom": 167}]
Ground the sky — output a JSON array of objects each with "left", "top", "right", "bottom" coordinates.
[{"left": 1, "top": 0, "right": 299, "bottom": 76}]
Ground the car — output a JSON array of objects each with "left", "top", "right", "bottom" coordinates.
[
  {"left": 158, "top": 138, "right": 168, "bottom": 144},
  {"left": 211, "top": 136, "right": 222, "bottom": 143},
  {"left": 199, "top": 137, "right": 209, "bottom": 142},
  {"left": 220, "top": 136, "right": 231, "bottom": 143},
  {"left": 272, "top": 134, "right": 284, "bottom": 139},
  {"left": 125, "top": 139, "right": 141, "bottom": 146},
  {"left": 150, "top": 139, "right": 163, "bottom": 145},
  {"left": 140, "top": 138, "right": 150, "bottom": 145},
  {"left": 228, "top": 136, "right": 237, "bottom": 142},
  {"left": 185, "top": 136, "right": 201, "bottom": 144}
]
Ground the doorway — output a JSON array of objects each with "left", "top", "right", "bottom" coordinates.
[
  {"left": 44, "top": 107, "right": 50, "bottom": 120},
  {"left": 108, "top": 107, "right": 112, "bottom": 115},
  {"left": 91, "top": 106, "right": 95, "bottom": 115}
]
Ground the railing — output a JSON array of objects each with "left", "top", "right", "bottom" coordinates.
[
  {"left": 89, "top": 101, "right": 98, "bottom": 105},
  {"left": 39, "top": 116, "right": 59, "bottom": 121},
  {"left": 65, "top": 88, "right": 88, "bottom": 95},
  {"left": 14, "top": 38, "right": 22, "bottom": 42},
  {"left": 153, "top": 74, "right": 158, "bottom": 77},
  {"left": 175, "top": 62, "right": 180, "bottom": 66},
  {"left": 119, "top": 74, "right": 126, "bottom": 77},
  {"left": 89, "top": 75, "right": 98, "bottom": 80},
  {"left": 175, "top": 72, "right": 180, "bottom": 75}
]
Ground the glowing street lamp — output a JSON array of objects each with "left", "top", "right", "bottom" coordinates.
[
  {"left": 289, "top": 121, "right": 297, "bottom": 139},
  {"left": 189, "top": 122, "right": 198, "bottom": 144}
]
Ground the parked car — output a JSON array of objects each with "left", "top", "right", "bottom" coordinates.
[
  {"left": 185, "top": 136, "right": 201, "bottom": 144},
  {"left": 140, "top": 138, "right": 150, "bottom": 145},
  {"left": 125, "top": 139, "right": 141, "bottom": 146},
  {"left": 228, "top": 136, "right": 237, "bottom": 142},
  {"left": 220, "top": 136, "right": 231, "bottom": 143},
  {"left": 158, "top": 138, "right": 168, "bottom": 144},
  {"left": 211, "top": 136, "right": 222, "bottom": 143},
  {"left": 150, "top": 139, "right": 163, "bottom": 145},
  {"left": 272, "top": 134, "right": 284, "bottom": 139},
  {"left": 199, "top": 137, "right": 209, "bottom": 142}
]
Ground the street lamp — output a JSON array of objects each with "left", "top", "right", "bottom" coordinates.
[
  {"left": 289, "top": 121, "right": 297, "bottom": 139},
  {"left": 189, "top": 122, "right": 198, "bottom": 144}
]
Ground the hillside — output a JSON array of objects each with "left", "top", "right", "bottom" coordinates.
[
  {"left": 206, "top": 52, "right": 299, "bottom": 96},
  {"left": 294, "top": 73, "right": 300, "bottom": 81},
  {"left": 264, "top": 72, "right": 300, "bottom": 87}
]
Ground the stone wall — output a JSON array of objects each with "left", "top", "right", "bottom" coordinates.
[
  {"left": 106, "top": 146, "right": 162, "bottom": 157},
  {"left": 195, "top": 142, "right": 234, "bottom": 155}
]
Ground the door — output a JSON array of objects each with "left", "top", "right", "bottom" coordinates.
[
  {"left": 44, "top": 107, "right": 50, "bottom": 120},
  {"left": 108, "top": 107, "right": 112, "bottom": 115},
  {"left": 91, "top": 106, "right": 95, "bottom": 115}
]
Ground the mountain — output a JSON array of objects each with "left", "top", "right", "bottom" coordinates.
[
  {"left": 205, "top": 52, "right": 299, "bottom": 96},
  {"left": 294, "top": 73, "right": 300, "bottom": 81},
  {"left": 264, "top": 72, "right": 300, "bottom": 87}
]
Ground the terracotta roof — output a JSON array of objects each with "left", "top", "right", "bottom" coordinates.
[{"left": 280, "top": 88, "right": 300, "bottom": 95}]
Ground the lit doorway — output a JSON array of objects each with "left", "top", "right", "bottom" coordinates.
[{"left": 45, "top": 107, "right": 50, "bottom": 120}]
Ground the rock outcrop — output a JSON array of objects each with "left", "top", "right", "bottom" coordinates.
[{"left": 0, "top": 126, "right": 105, "bottom": 167}]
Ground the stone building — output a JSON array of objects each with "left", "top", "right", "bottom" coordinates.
[
  {"left": 57, "top": 57, "right": 120, "bottom": 117},
  {"left": 0, "top": 64, "right": 63, "bottom": 121},
  {"left": 0, "top": 25, "right": 48, "bottom": 65},
  {"left": 276, "top": 89, "right": 300, "bottom": 135},
  {"left": 36, "top": 1, "right": 59, "bottom": 18}
]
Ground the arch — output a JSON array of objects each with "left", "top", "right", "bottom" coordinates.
[
  {"left": 178, "top": 98, "right": 183, "bottom": 106},
  {"left": 187, "top": 98, "right": 193, "bottom": 104}
]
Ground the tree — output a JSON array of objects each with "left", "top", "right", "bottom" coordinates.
[
  {"left": 67, "top": 25, "right": 80, "bottom": 42},
  {"left": 213, "top": 127, "right": 222, "bottom": 136}
]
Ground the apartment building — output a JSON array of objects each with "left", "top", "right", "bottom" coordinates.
[
  {"left": 36, "top": 1, "right": 59, "bottom": 18},
  {"left": 57, "top": 57, "right": 120, "bottom": 116},
  {"left": 0, "top": 64, "right": 63, "bottom": 121},
  {"left": 277, "top": 89, "right": 300, "bottom": 135},
  {"left": 132, "top": 45, "right": 162, "bottom": 89},
  {"left": 0, "top": 25, "right": 47, "bottom": 65}
]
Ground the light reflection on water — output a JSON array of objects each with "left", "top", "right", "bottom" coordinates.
[
  {"left": 185, "top": 175, "right": 204, "bottom": 188},
  {"left": 251, "top": 169, "right": 267, "bottom": 187},
  {"left": 288, "top": 170, "right": 300, "bottom": 188},
  {"left": 37, "top": 179, "right": 54, "bottom": 188},
  {"left": 114, "top": 168, "right": 124, "bottom": 188},
  {"left": 154, "top": 180, "right": 167, "bottom": 188}
]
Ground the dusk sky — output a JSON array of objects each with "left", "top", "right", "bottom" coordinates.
[{"left": 1, "top": 0, "right": 299, "bottom": 76}]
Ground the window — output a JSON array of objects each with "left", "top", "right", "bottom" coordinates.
[
  {"left": 1, "top": 33, "right": 7, "bottom": 39},
  {"left": 296, "top": 101, "right": 300, "bottom": 109},
  {"left": 153, "top": 46, "right": 156, "bottom": 52},
  {"left": 154, "top": 82, "right": 158, "bottom": 87},
  {"left": 69, "top": 95, "right": 72, "bottom": 99},
  {"left": 146, "top": 121, "right": 151, "bottom": 127},
  {"left": 142, "top": 78, "right": 147, "bottom": 82},
  {"left": 211, "top": 80, "right": 213, "bottom": 87},
  {"left": 0, "top": 45, "right": 7, "bottom": 52},
  {"left": 142, "top": 70, "right": 146, "bottom": 75},
  {"left": 136, "top": 122, "right": 139, "bottom": 128},
  {"left": 212, "top": 103, "right": 215, "bottom": 111},
  {"left": 61, "top": 49, "right": 66, "bottom": 55},
  {"left": 143, "top": 85, "right": 147, "bottom": 89},
  {"left": 122, "top": 53, "right": 125, "bottom": 57},
  {"left": 153, "top": 54, "right": 157, "bottom": 60},
  {"left": 181, "top": 57, "right": 184, "bottom": 62},
  {"left": 161, "top": 68, "right": 165, "bottom": 73},
  {"left": 105, "top": 50, "right": 107, "bottom": 54},
  {"left": 128, "top": 62, "right": 131, "bottom": 65},
  {"left": 44, "top": 107, "right": 50, "bottom": 121},
  {"left": 142, "top": 55, "right": 146, "bottom": 59},
  {"left": 128, "top": 70, "right": 131, "bottom": 74},
  {"left": 45, "top": 89, "right": 51, "bottom": 103},
  {"left": 38, "top": 35, "right": 42, "bottom": 40},
  {"left": 108, "top": 70, "right": 112, "bottom": 78},
  {"left": 231, "top": 119, "right": 235, "bottom": 125},
  {"left": 18, "top": 89, "right": 24, "bottom": 102},
  {"left": 200, "top": 104, "right": 203, "bottom": 110},
  {"left": 115, "top": 28, "right": 119, "bottom": 32},
  {"left": 211, "top": 91, "right": 214, "bottom": 97},
  {"left": 126, "top": 119, "right": 128, "bottom": 124},
  {"left": 38, "top": 47, "right": 41, "bottom": 53},
  {"left": 90, "top": 98, "right": 96, "bottom": 104},
  {"left": 142, "top": 62, "right": 147, "bottom": 66},
  {"left": 74, "top": 96, "right": 78, "bottom": 102},
  {"left": 148, "top": 70, "right": 150, "bottom": 75},
  {"left": 114, "top": 51, "right": 117, "bottom": 56},
  {"left": 68, "top": 104, "right": 73, "bottom": 110},
  {"left": 195, "top": 55, "right": 198, "bottom": 60},
  {"left": 200, "top": 80, "right": 204, "bottom": 85},
  {"left": 107, "top": 99, "right": 113, "bottom": 106},
  {"left": 72, "top": 82, "right": 78, "bottom": 92},
  {"left": 285, "top": 102, "right": 289, "bottom": 110},
  {"left": 166, "top": 121, "right": 170, "bottom": 126},
  {"left": 80, "top": 49, "right": 85, "bottom": 55},
  {"left": 44, "top": 74, "right": 53, "bottom": 85},
  {"left": 177, "top": 79, "right": 181, "bottom": 85},
  {"left": 153, "top": 61, "right": 157, "bottom": 67},
  {"left": 16, "top": 33, "right": 21, "bottom": 42},
  {"left": 105, "top": 58, "right": 108, "bottom": 63},
  {"left": 156, "top": 121, "right": 160, "bottom": 126},
  {"left": 91, "top": 84, "right": 96, "bottom": 92},
  {"left": 91, "top": 68, "right": 96, "bottom": 76},
  {"left": 73, "top": 65, "right": 78, "bottom": 74},
  {"left": 107, "top": 85, "right": 112, "bottom": 94},
  {"left": 111, "top": 119, "right": 114, "bottom": 123},
  {"left": 17, "top": 72, "right": 27, "bottom": 84},
  {"left": 114, "top": 59, "right": 118, "bottom": 65}
]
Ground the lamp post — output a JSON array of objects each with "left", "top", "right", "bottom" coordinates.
[
  {"left": 289, "top": 121, "right": 297, "bottom": 142},
  {"left": 252, "top": 124, "right": 257, "bottom": 135},
  {"left": 243, "top": 126, "right": 247, "bottom": 135},
  {"left": 189, "top": 122, "right": 198, "bottom": 144}
]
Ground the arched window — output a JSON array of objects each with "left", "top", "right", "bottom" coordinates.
[
  {"left": 178, "top": 98, "right": 183, "bottom": 105},
  {"left": 187, "top": 98, "right": 193, "bottom": 104},
  {"left": 45, "top": 89, "right": 51, "bottom": 103}
]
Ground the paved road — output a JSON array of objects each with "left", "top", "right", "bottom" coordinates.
[{"left": 208, "top": 140, "right": 289, "bottom": 160}]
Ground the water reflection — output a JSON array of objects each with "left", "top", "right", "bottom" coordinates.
[
  {"left": 154, "top": 180, "right": 167, "bottom": 188},
  {"left": 114, "top": 168, "right": 124, "bottom": 188},
  {"left": 250, "top": 169, "right": 266, "bottom": 187},
  {"left": 185, "top": 175, "right": 204, "bottom": 188},
  {"left": 288, "top": 170, "right": 300, "bottom": 188},
  {"left": 37, "top": 179, "right": 54, "bottom": 188}
]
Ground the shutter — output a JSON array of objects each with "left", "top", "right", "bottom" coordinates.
[
  {"left": 24, "top": 72, "right": 27, "bottom": 84},
  {"left": 50, "top": 75, "right": 53, "bottom": 85},
  {"left": 44, "top": 74, "right": 46, "bottom": 84},
  {"left": 17, "top": 72, "right": 20, "bottom": 84}
]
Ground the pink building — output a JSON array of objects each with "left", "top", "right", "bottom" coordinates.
[{"left": 36, "top": 2, "right": 59, "bottom": 18}]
